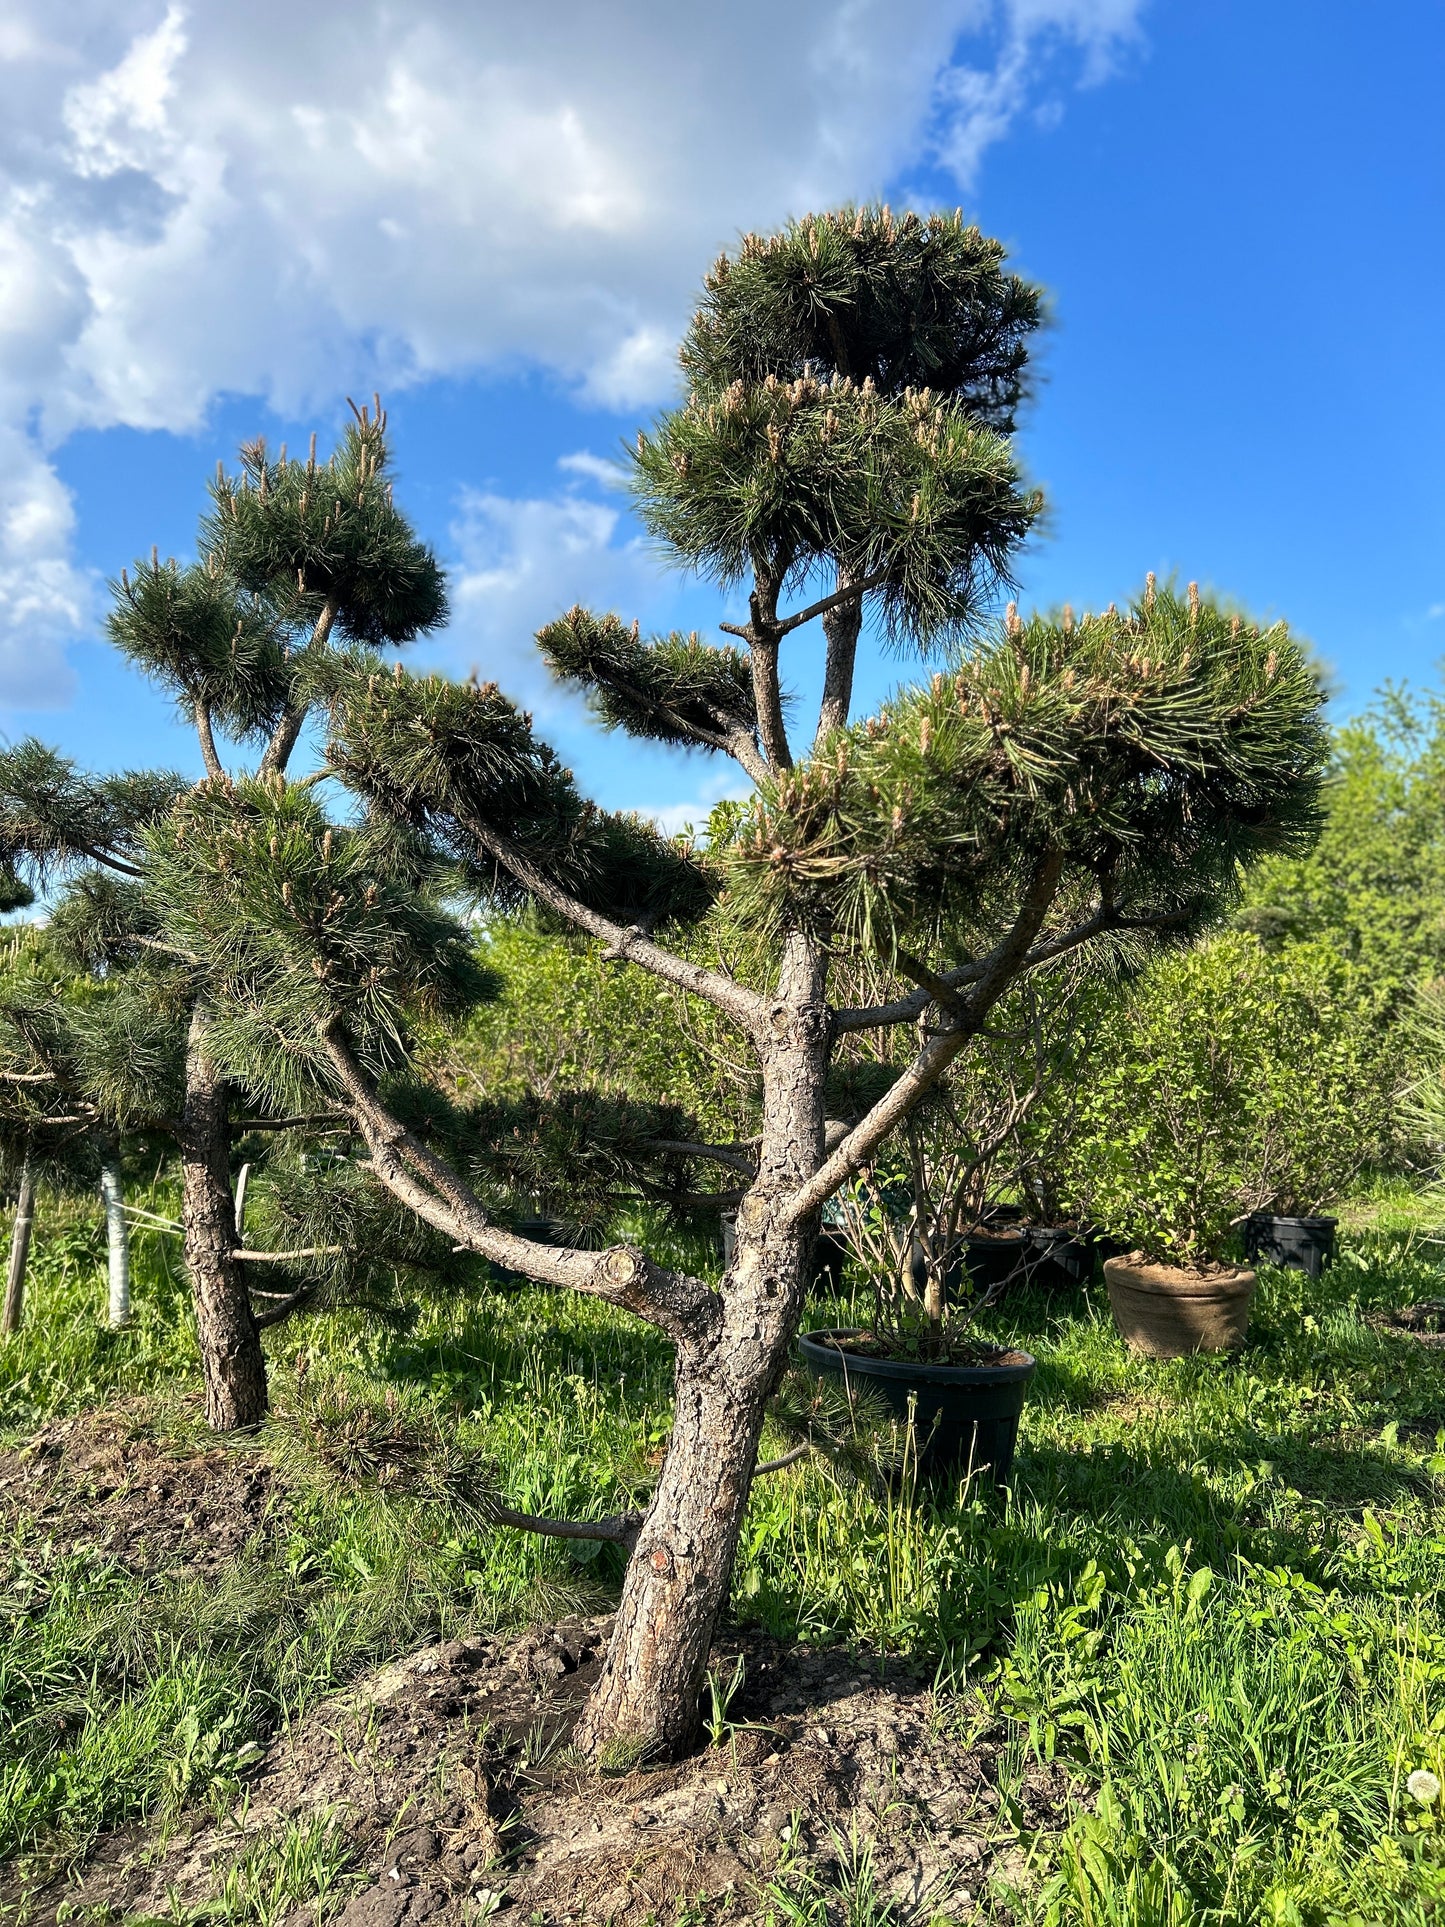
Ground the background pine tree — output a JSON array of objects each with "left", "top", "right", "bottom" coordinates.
[{"left": 0, "top": 407, "right": 454, "bottom": 1426}]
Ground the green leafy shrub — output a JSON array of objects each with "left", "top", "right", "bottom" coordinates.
[
  {"left": 1238, "top": 684, "right": 1445, "bottom": 992},
  {"left": 453, "top": 912, "right": 755, "bottom": 1143},
  {"left": 1059, "top": 933, "right": 1394, "bottom": 1261}
]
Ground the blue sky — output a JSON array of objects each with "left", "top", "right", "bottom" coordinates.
[{"left": 2, "top": 0, "right": 1441, "bottom": 828}]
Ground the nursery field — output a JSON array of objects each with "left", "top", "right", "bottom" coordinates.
[{"left": 2, "top": 1187, "right": 1443, "bottom": 1926}]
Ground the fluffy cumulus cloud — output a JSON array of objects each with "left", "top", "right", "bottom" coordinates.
[
  {"left": 0, "top": 0, "right": 1146, "bottom": 703},
  {"left": 447, "top": 470, "right": 677, "bottom": 712}
]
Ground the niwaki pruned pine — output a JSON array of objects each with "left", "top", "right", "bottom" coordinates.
[
  {"left": 120, "top": 210, "right": 1329, "bottom": 1764},
  {"left": 0, "top": 405, "right": 457, "bottom": 1427}
]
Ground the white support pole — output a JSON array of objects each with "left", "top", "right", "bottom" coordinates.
[{"left": 101, "top": 1153, "right": 131, "bottom": 1329}]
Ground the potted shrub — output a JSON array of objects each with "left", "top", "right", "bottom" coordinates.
[
  {"left": 1063, "top": 933, "right": 1393, "bottom": 1354},
  {"left": 801, "top": 1074, "right": 1043, "bottom": 1480},
  {"left": 995, "top": 971, "right": 1113, "bottom": 1292}
]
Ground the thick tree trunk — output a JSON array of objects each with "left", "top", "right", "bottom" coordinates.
[
  {"left": 101, "top": 1146, "right": 131, "bottom": 1329},
  {"left": 2, "top": 1152, "right": 35, "bottom": 1338},
  {"left": 574, "top": 936, "right": 829, "bottom": 1760},
  {"left": 182, "top": 1008, "right": 267, "bottom": 1429}
]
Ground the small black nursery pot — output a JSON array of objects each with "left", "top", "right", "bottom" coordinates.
[{"left": 1242, "top": 1213, "right": 1337, "bottom": 1278}]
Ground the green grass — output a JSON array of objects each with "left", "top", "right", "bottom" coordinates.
[{"left": 3, "top": 1191, "right": 1445, "bottom": 1920}]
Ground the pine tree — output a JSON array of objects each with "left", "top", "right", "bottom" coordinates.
[
  {"left": 0, "top": 406, "right": 448, "bottom": 1424},
  {"left": 0, "top": 870, "right": 167, "bottom": 1337},
  {"left": 131, "top": 209, "right": 1328, "bottom": 1757}
]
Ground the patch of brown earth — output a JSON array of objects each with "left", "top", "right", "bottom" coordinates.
[
  {"left": 8, "top": 1618, "right": 1070, "bottom": 1925},
  {"left": 0, "top": 1404, "right": 286, "bottom": 1575},
  {"left": 0, "top": 1413, "right": 1071, "bottom": 1922},
  {"left": 1384, "top": 1301, "right": 1445, "bottom": 1348}
]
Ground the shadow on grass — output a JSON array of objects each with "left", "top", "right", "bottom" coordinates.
[{"left": 374, "top": 1290, "right": 672, "bottom": 1414}]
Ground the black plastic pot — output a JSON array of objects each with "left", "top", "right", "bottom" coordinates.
[
  {"left": 962, "top": 1224, "right": 1097, "bottom": 1299},
  {"left": 798, "top": 1327, "right": 1036, "bottom": 1484},
  {"left": 1021, "top": 1225, "right": 1095, "bottom": 1292},
  {"left": 1242, "top": 1213, "right": 1337, "bottom": 1278},
  {"left": 721, "top": 1215, "right": 848, "bottom": 1295},
  {"left": 980, "top": 1201, "right": 1025, "bottom": 1227},
  {"left": 962, "top": 1229, "right": 1029, "bottom": 1297}
]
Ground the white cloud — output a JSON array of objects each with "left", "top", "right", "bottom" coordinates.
[
  {"left": 1427, "top": 603, "right": 1445, "bottom": 621},
  {"left": 558, "top": 450, "right": 631, "bottom": 492},
  {"left": 935, "top": 0, "right": 1143, "bottom": 184},
  {"left": 445, "top": 473, "right": 680, "bottom": 713},
  {"left": 0, "top": 428, "right": 86, "bottom": 709},
  {"left": 0, "top": 0, "right": 1148, "bottom": 705},
  {"left": 644, "top": 769, "right": 754, "bottom": 839}
]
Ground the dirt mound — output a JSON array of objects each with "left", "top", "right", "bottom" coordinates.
[
  {"left": 12, "top": 1616, "right": 1068, "bottom": 1924},
  {"left": 0, "top": 1405, "right": 285, "bottom": 1576},
  {"left": 0, "top": 1413, "right": 1070, "bottom": 1921}
]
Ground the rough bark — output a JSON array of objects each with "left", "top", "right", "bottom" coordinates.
[
  {"left": 573, "top": 934, "right": 829, "bottom": 1759},
  {"left": 814, "top": 578, "right": 862, "bottom": 748},
  {"left": 2, "top": 1151, "right": 35, "bottom": 1337},
  {"left": 182, "top": 1008, "right": 267, "bottom": 1429},
  {"left": 101, "top": 1149, "right": 131, "bottom": 1328},
  {"left": 749, "top": 635, "right": 793, "bottom": 772},
  {"left": 194, "top": 700, "right": 224, "bottom": 782}
]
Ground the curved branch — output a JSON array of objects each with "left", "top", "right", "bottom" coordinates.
[
  {"left": 254, "top": 1286, "right": 316, "bottom": 1329},
  {"left": 749, "top": 636, "right": 792, "bottom": 772},
  {"left": 647, "top": 1137, "right": 760, "bottom": 1178},
  {"left": 815, "top": 580, "right": 863, "bottom": 747},
  {"left": 259, "top": 597, "right": 337, "bottom": 779},
  {"left": 787, "top": 852, "right": 1064, "bottom": 1226},
  {"left": 324, "top": 1025, "right": 721, "bottom": 1347},
  {"left": 454, "top": 808, "right": 768, "bottom": 1035},
  {"left": 486, "top": 1503, "right": 645, "bottom": 1548},
  {"left": 777, "top": 569, "right": 886, "bottom": 642},
  {"left": 232, "top": 1244, "right": 344, "bottom": 1262},
  {"left": 831, "top": 897, "right": 1201, "bottom": 1033},
  {"left": 82, "top": 845, "right": 145, "bottom": 880},
  {"left": 562, "top": 660, "right": 768, "bottom": 787},
  {"left": 194, "top": 700, "right": 224, "bottom": 782}
]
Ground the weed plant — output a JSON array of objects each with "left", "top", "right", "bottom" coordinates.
[{"left": 2, "top": 1191, "right": 1444, "bottom": 1920}]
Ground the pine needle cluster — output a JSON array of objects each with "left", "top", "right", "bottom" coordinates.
[
  {"left": 106, "top": 403, "right": 445, "bottom": 759},
  {"left": 143, "top": 779, "right": 493, "bottom": 1113},
  {"left": 313, "top": 655, "right": 713, "bottom": 926},
  {"left": 0, "top": 744, "right": 178, "bottom": 886},
  {"left": 205, "top": 408, "right": 447, "bottom": 646},
  {"left": 681, "top": 206, "right": 1042, "bottom": 430},
  {"left": 722, "top": 586, "right": 1327, "bottom": 956},
  {"left": 461, "top": 1087, "right": 702, "bottom": 1232},
  {"left": 632, "top": 369, "right": 1038, "bottom": 643},
  {"left": 537, "top": 608, "right": 757, "bottom": 753}
]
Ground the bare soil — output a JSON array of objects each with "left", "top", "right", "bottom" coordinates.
[
  {"left": 9, "top": 1622, "right": 1066, "bottom": 1925},
  {"left": 1387, "top": 1300, "right": 1445, "bottom": 1348},
  {"left": 0, "top": 1403, "right": 286, "bottom": 1576},
  {"left": 0, "top": 1414, "right": 1072, "bottom": 1925},
  {"left": 806, "top": 1332, "right": 1033, "bottom": 1369}
]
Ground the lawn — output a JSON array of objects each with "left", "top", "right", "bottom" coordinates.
[{"left": 2, "top": 1187, "right": 1443, "bottom": 1924}]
